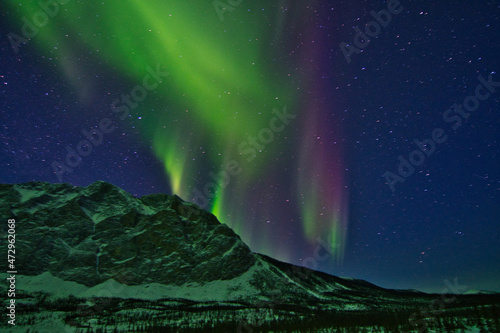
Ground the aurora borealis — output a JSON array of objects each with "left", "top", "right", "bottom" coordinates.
[
  {"left": 3, "top": 0, "right": 347, "bottom": 263},
  {"left": 1, "top": 1, "right": 499, "bottom": 292}
]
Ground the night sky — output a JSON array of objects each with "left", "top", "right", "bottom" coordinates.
[{"left": 1, "top": 1, "right": 499, "bottom": 293}]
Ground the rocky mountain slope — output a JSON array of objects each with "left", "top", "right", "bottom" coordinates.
[
  {"left": 1, "top": 181, "right": 499, "bottom": 332},
  {"left": 0, "top": 181, "right": 255, "bottom": 287},
  {"left": 0, "top": 181, "right": 407, "bottom": 306}
]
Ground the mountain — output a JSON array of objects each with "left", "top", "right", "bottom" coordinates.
[
  {"left": 0, "top": 181, "right": 254, "bottom": 288},
  {"left": 1, "top": 181, "right": 499, "bottom": 333}
]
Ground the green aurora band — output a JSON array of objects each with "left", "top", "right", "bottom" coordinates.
[{"left": 8, "top": 1, "right": 349, "bottom": 265}]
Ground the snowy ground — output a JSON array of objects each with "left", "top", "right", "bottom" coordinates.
[
  {"left": 1, "top": 266, "right": 498, "bottom": 332},
  {"left": 0, "top": 261, "right": 262, "bottom": 303}
]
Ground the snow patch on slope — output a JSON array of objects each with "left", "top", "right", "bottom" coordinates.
[
  {"left": 255, "top": 256, "right": 326, "bottom": 300},
  {"left": 0, "top": 261, "right": 263, "bottom": 302},
  {"left": 0, "top": 272, "right": 87, "bottom": 299},
  {"left": 14, "top": 186, "right": 41, "bottom": 203}
]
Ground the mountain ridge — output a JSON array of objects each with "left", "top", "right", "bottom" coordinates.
[
  {"left": 1, "top": 180, "right": 255, "bottom": 288},
  {"left": 1, "top": 181, "right": 499, "bottom": 332}
]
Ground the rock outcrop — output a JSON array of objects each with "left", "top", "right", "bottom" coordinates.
[{"left": 0, "top": 181, "right": 255, "bottom": 287}]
